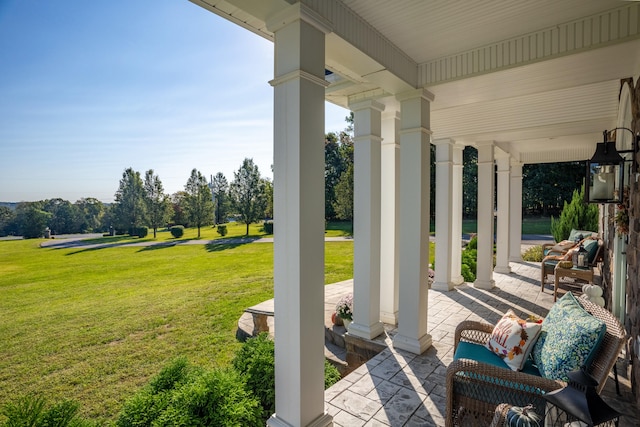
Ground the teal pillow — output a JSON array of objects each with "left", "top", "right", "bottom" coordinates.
[
  {"left": 532, "top": 293, "right": 606, "bottom": 381},
  {"left": 582, "top": 239, "right": 599, "bottom": 263}
]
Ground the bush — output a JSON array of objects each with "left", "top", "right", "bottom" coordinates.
[
  {"left": 170, "top": 225, "right": 184, "bottom": 238},
  {"left": 522, "top": 245, "right": 544, "bottom": 262},
  {"left": 232, "top": 333, "right": 275, "bottom": 420},
  {"left": 324, "top": 360, "right": 341, "bottom": 389},
  {"left": 1, "top": 394, "right": 94, "bottom": 427},
  {"left": 461, "top": 263, "right": 475, "bottom": 282},
  {"left": 135, "top": 226, "right": 148, "bottom": 238},
  {"left": 263, "top": 221, "right": 273, "bottom": 234},
  {"left": 550, "top": 185, "right": 598, "bottom": 242},
  {"left": 117, "top": 358, "right": 261, "bottom": 427},
  {"left": 216, "top": 224, "right": 227, "bottom": 237}
]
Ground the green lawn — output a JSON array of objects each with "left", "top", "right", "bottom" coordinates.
[
  {"left": 0, "top": 233, "right": 353, "bottom": 422},
  {"left": 459, "top": 217, "right": 552, "bottom": 235}
]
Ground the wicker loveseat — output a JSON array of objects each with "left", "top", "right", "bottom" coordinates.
[
  {"left": 445, "top": 296, "right": 626, "bottom": 427},
  {"left": 540, "top": 229, "right": 600, "bottom": 287}
]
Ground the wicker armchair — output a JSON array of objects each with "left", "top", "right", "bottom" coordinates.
[{"left": 445, "top": 296, "right": 626, "bottom": 427}]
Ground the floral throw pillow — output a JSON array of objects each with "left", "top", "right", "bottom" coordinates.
[
  {"left": 532, "top": 292, "right": 606, "bottom": 381},
  {"left": 486, "top": 310, "right": 543, "bottom": 371}
]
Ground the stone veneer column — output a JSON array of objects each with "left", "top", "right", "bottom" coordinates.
[
  {"left": 509, "top": 161, "right": 524, "bottom": 262},
  {"left": 474, "top": 141, "right": 495, "bottom": 289},
  {"left": 380, "top": 110, "right": 400, "bottom": 325},
  {"left": 393, "top": 89, "right": 433, "bottom": 354},
  {"left": 494, "top": 154, "right": 511, "bottom": 274},
  {"left": 267, "top": 4, "right": 332, "bottom": 427},
  {"left": 349, "top": 99, "right": 385, "bottom": 340},
  {"left": 432, "top": 138, "right": 455, "bottom": 291}
]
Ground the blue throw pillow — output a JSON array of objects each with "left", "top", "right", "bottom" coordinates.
[{"left": 532, "top": 293, "right": 606, "bottom": 381}]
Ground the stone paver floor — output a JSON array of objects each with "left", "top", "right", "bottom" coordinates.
[{"left": 324, "top": 261, "right": 639, "bottom": 426}]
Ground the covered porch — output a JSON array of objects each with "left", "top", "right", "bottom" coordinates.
[{"left": 191, "top": 1, "right": 640, "bottom": 425}]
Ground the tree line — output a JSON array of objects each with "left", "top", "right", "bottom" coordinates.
[
  {"left": 0, "top": 158, "right": 271, "bottom": 238},
  {"left": 1, "top": 112, "right": 585, "bottom": 238}
]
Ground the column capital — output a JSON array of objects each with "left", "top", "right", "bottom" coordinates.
[
  {"left": 396, "top": 88, "right": 435, "bottom": 103},
  {"left": 349, "top": 99, "right": 386, "bottom": 113},
  {"left": 266, "top": 3, "right": 333, "bottom": 34},
  {"left": 432, "top": 137, "right": 456, "bottom": 146},
  {"left": 269, "top": 70, "right": 330, "bottom": 88}
]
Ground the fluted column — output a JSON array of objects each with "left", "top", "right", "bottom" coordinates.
[
  {"left": 494, "top": 154, "right": 511, "bottom": 274},
  {"left": 267, "top": 5, "right": 332, "bottom": 427},
  {"left": 349, "top": 99, "right": 385, "bottom": 340},
  {"left": 432, "top": 138, "right": 455, "bottom": 291},
  {"left": 474, "top": 141, "right": 495, "bottom": 289},
  {"left": 380, "top": 110, "right": 400, "bottom": 325},
  {"left": 509, "top": 161, "right": 524, "bottom": 262},
  {"left": 393, "top": 89, "right": 433, "bottom": 354}
]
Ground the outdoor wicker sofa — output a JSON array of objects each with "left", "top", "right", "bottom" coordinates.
[{"left": 445, "top": 296, "right": 626, "bottom": 427}]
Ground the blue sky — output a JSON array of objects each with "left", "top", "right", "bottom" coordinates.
[{"left": 0, "top": 0, "right": 349, "bottom": 203}]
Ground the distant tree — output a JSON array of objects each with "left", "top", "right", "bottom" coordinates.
[
  {"left": 262, "top": 178, "right": 273, "bottom": 219},
  {"left": 74, "top": 197, "right": 105, "bottom": 233},
  {"left": 144, "top": 169, "right": 171, "bottom": 238},
  {"left": 462, "top": 146, "right": 478, "bottom": 218},
  {"left": 170, "top": 191, "right": 189, "bottom": 228},
  {"left": 523, "top": 162, "right": 584, "bottom": 215},
  {"left": 184, "top": 169, "right": 214, "bottom": 238},
  {"left": 44, "top": 198, "right": 78, "bottom": 235},
  {"left": 333, "top": 162, "right": 354, "bottom": 227},
  {"left": 112, "top": 167, "right": 146, "bottom": 235},
  {"left": 15, "top": 202, "right": 51, "bottom": 238},
  {"left": 0, "top": 206, "right": 16, "bottom": 237},
  {"left": 210, "top": 172, "right": 231, "bottom": 224},
  {"left": 229, "top": 158, "right": 267, "bottom": 236},
  {"left": 324, "top": 129, "right": 354, "bottom": 220}
]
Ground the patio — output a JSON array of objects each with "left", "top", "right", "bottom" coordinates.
[
  {"left": 319, "top": 261, "right": 638, "bottom": 426},
  {"left": 237, "top": 259, "right": 638, "bottom": 426}
]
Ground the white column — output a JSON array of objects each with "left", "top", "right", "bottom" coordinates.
[
  {"left": 451, "top": 145, "right": 465, "bottom": 284},
  {"left": 349, "top": 99, "right": 385, "bottom": 340},
  {"left": 267, "top": 5, "right": 332, "bottom": 427},
  {"left": 432, "top": 138, "right": 455, "bottom": 291},
  {"left": 380, "top": 110, "right": 400, "bottom": 325},
  {"left": 494, "top": 154, "right": 511, "bottom": 274},
  {"left": 393, "top": 89, "right": 433, "bottom": 355},
  {"left": 509, "top": 161, "right": 523, "bottom": 262},
  {"left": 474, "top": 141, "right": 495, "bottom": 289}
]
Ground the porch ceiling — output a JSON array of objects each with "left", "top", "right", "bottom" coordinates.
[{"left": 191, "top": 0, "right": 640, "bottom": 164}]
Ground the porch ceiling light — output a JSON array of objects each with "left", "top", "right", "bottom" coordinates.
[{"left": 585, "top": 129, "right": 639, "bottom": 204}]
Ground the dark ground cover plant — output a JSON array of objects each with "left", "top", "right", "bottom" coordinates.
[{"left": 1, "top": 394, "right": 95, "bottom": 427}]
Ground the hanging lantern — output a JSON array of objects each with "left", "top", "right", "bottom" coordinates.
[{"left": 585, "top": 131, "right": 624, "bottom": 204}]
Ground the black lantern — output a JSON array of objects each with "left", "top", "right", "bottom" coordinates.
[
  {"left": 586, "top": 131, "right": 624, "bottom": 204},
  {"left": 572, "top": 243, "right": 589, "bottom": 268},
  {"left": 544, "top": 369, "right": 620, "bottom": 426},
  {"left": 586, "top": 128, "right": 640, "bottom": 204}
]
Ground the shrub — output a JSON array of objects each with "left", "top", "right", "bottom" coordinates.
[
  {"left": 232, "top": 333, "right": 275, "bottom": 420},
  {"left": 216, "top": 224, "right": 227, "bottom": 237},
  {"left": 117, "top": 358, "right": 261, "bottom": 427},
  {"left": 550, "top": 185, "right": 598, "bottom": 242},
  {"left": 170, "top": 225, "right": 184, "bottom": 238},
  {"left": 461, "top": 263, "right": 475, "bottom": 282},
  {"left": 324, "top": 360, "right": 341, "bottom": 389},
  {"left": 263, "top": 221, "right": 273, "bottom": 234},
  {"left": 522, "top": 245, "right": 544, "bottom": 262},
  {"left": 135, "top": 226, "right": 148, "bottom": 238},
  {"left": 1, "top": 394, "right": 94, "bottom": 427}
]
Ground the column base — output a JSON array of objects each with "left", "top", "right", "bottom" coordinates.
[
  {"left": 431, "top": 280, "right": 455, "bottom": 291},
  {"left": 474, "top": 279, "right": 495, "bottom": 289},
  {"left": 452, "top": 275, "right": 465, "bottom": 285},
  {"left": 268, "top": 412, "right": 333, "bottom": 427},
  {"left": 379, "top": 310, "right": 398, "bottom": 326},
  {"left": 494, "top": 265, "right": 512, "bottom": 274},
  {"left": 348, "top": 321, "right": 385, "bottom": 340},
  {"left": 392, "top": 332, "right": 432, "bottom": 355},
  {"left": 509, "top": 255, "right": 523, "bottom": 262}
]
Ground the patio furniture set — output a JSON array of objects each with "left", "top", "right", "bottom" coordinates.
[{"left": 446, "top": 230, "right": 626, "bottom": 426}]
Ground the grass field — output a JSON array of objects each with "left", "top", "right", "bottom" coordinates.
[{"left": 0, "top": 226, "right": 353, "bottom": 423}]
